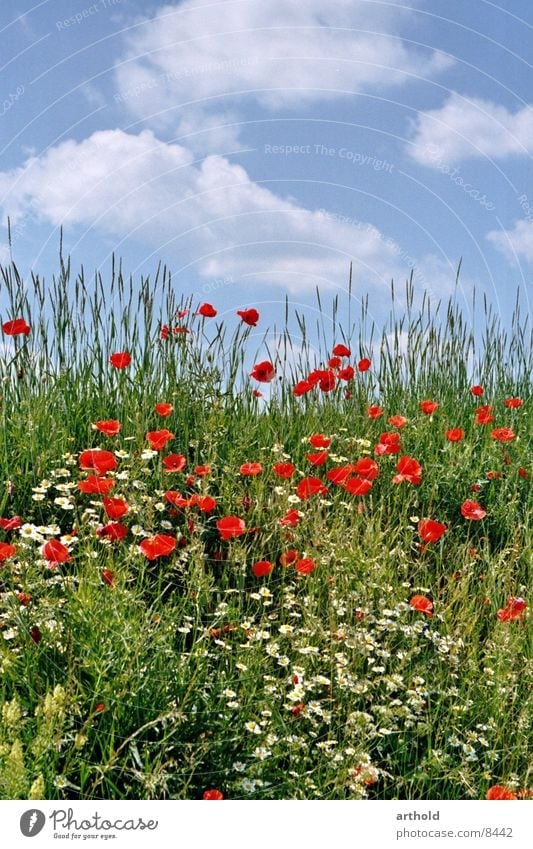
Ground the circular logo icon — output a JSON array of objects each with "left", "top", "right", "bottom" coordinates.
[{"left": 20, "top": 810, "right": 46, "bottom": 837}]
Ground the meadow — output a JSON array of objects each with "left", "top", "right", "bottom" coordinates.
[{"left": 0, "top": 256, "right": 530, "bottom": 800}]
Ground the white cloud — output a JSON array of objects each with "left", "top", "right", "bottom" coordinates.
[
  {"left": 409, "top": 93, "right": 533, "bottom": 165},
  {"left": 488, "top": 219, "right": 533, "bottom": 264},
  {"left": 0, "top": 128, "right": 441, "bottom": 294},
  {"left": 0, "top": 130, "right": 194, "bottom": 230},
  {"left": 113, "top": 0, "right": 452, "bottom": 149}
]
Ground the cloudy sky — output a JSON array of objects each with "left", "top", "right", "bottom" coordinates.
[{"left": 0, "top": 0, "right": 531, "bottom": 337}]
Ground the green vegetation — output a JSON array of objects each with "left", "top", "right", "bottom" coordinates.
[{"left": 0, "top": 258, "right": 530, "bottom": 800}]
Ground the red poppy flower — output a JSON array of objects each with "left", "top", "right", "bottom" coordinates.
[
  {"left": 307, "top": 368, "right": 328, "bottom": 386},
  {"left": 30, "top": 626, "right": 42, "bottom": 644},
  {"left": 190, "top": 494, "right": 217, "bottom": 513},
  {"left": 309, "top": 434, "right": 331, "bottom": 449},
  {"left": 79, "top": 449, "right": 118, "bottom": 474},
  {"left": 343, "top": 477, "right": 373, "bottom": 496},
  {"left": 2, "top": 318, "right": 31, "bottom": 336},
  {"left": 109, "top": 352, "right": 131, "bottom": 369},
  {"left": 296, "top": 477, "right": 328, "bottom": 500},
  {"left": 307, "top": 368, "right": 329, "bottom": 386},
  {"left": 295, "top": 557, "right": 317, "bottom": 574},
  {"left": 486, "top": 785, "right": 517, "bottom": 800},
  {"left": 409, "top": 595, "right": 433, "bottom": 617},
  {"left": 139, "top": 534, "right": 176, "bottom": 560},
  {"left": 194, "top": 465, "right": 211, "bottom": 476},
  {"left": 338, "top": 365, "right": 355, "bottom": 381},
  {"left": 357, "top": 358, "right": 371, "bottom": 372},
  {"left": 375, "top": 432, "right": 401, "bottom": 455},
  {"left": 293, "top": 379, "right": 313, "bottom": 396},
  {"left": 0, "top": 516, "right": 22, "bottom": 531},
  {"left": 306, "top": 369, "right": 325, "bottom": 387},
  {"left": 461, "top": 500, "right": 486, "bottom": 520},
  {"left": 278, "top": 509, "right": 301, "bottom": 526},
  {"left": 319, "top": 371, "right": 336, "bottom": 392},
  {"left": 374, "top": 442, "right": 400, "bottom": 456},
  {"left": 491, "top": 427, "right": 515, "bottom": 443},
  {"left": 470, "top": 385, "right": 484, "bottom": 397},
  {"left": 155, "top": 402, "right": 174, "bottom": 417},
  {"left": 327, "top": 356, "right": 342, "bottom": 369},
  {"left": 420, "top": 400, "right": 439, "bottom": 415},
  {"left": 503, "top": 397, "right": 523, "bottom": 409},
  {"left": 146, "top": 429, "right": 174, "bottom": 450},
  {"left": 97, "top": 522, "right": 127, "bottom": 541},
  {"left": 240, "top": 462, "right": 263, "bottom": 476},
  {"left": 367, "top": 406, "right": 383, "bottom": 419},
  {"left": 250, "top": 360, "right": 275, "bottom": 382},
  {"left": 306, "top": 451, "right": 328, "bottom": 466},
  {"left": 101, "top": 569, "right": 116, "bottom": 587},
  {"left": 173, "top": 326, "right": 189, "bottom": 334},
  {"left": 388, "top": 414, "right": 407, "bottom": 428},
  {"left": 252, "top": 389, "right": 263, "bottom": 398},
  {"left": 475, "top": 405, "right": 494, "bottom": 425},
  {"left": 273, "top": 462, "right": 295, "bottom": 479},
  {"left": 418, "top": 518, "right": 447, "bottom": 542},
  {"left": 326, "top": 465, "right": 356, "bottom": 485},
  {"left": 379, "top": 431, "right": 400, "bottom": 445},
  {"left": 160, "top": 324, "right": 170, "bottom": 340},
  {"left": 518, "top": 467, "right": 529, "bottom": 479},
  {"left": 203, "top": 789, "right": 224, "bottom": 800},
  {"left": 237, "top": 308, "right": 259, "bottom": 326},
  {"left": 17, "top": 592, "right": 31, "bottom": 606},
  {"left": 252, "top": 560, "right": 274, "bottom": 578},
  {"left": 78, "top": 475, "right": 115, "bottom": 495},
  {"left": 197, "top": 303, "right": 217, "bottom": 317},
  {"left": 216, "top": 516, "right": 246, "bottom": 540},
  {"left": 162, "top": 453, "right": 186, "bottom": 473},
  {"left": 0, "top": 542, "right": 17, "bottom": 561},
  {"left": 392, "top": 455, "right": 422, "bottom": 485},
  {"left": 332, "top": 343, "right": 351, "bottom": 357},
  {"left": 352, "top": 458, "right": 379, "bottom": 480},
  {"left": 497, "top": 597, "right": 527, "bottom": 622},
  {"left": 103, "top": 497, "right": 129, "bottom": 520},
  {"left": 446, "top": 427, "right": 464, "bottom": 442},
  {"left": 94, "top": 419, "right": 121, "bottom": 436},
  {"left": 279, "top": 549, "right": 299, "bottom": 567},
  {"left": 164, "top": 490, "right": 190, "bottom": 508},
  {"left": 41, "top": 539, "right": 72, "bottom": 563}
]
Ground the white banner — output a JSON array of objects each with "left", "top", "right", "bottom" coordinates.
[{"left": 1, "top": 800, "right": 531, "bottom": 848}]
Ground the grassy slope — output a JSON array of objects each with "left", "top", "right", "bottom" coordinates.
[{"left": 0, "top": 260, "right": 530, "bottom": 800}]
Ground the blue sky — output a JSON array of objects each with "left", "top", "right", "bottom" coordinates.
[{"left": 0, "top": 0, "right": 532, "bottom": 350}]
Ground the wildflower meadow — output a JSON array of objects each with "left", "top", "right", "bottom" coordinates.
[{"left": 0, "top": 257, "right": 530, "bottom": 801}]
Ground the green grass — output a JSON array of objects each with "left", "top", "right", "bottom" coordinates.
[{"left": 0, "top": 257, "right": 530, "bottom": 800}]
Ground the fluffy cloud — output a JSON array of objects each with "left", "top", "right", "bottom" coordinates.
[
  {"left": 0, "top": 128, "right": 426, "bottom": 293},
  {"left": 409, "top": 93, "right": 533, "bottom": 165},
  {"left": 113, "top": 0, "right": 452, "bottom": 147},
  {"left": 0, "top": 130, "right": 193, "bottom": 232},
  {"left": 488, "top": 219, "right": 533, "bottom": 264}
]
